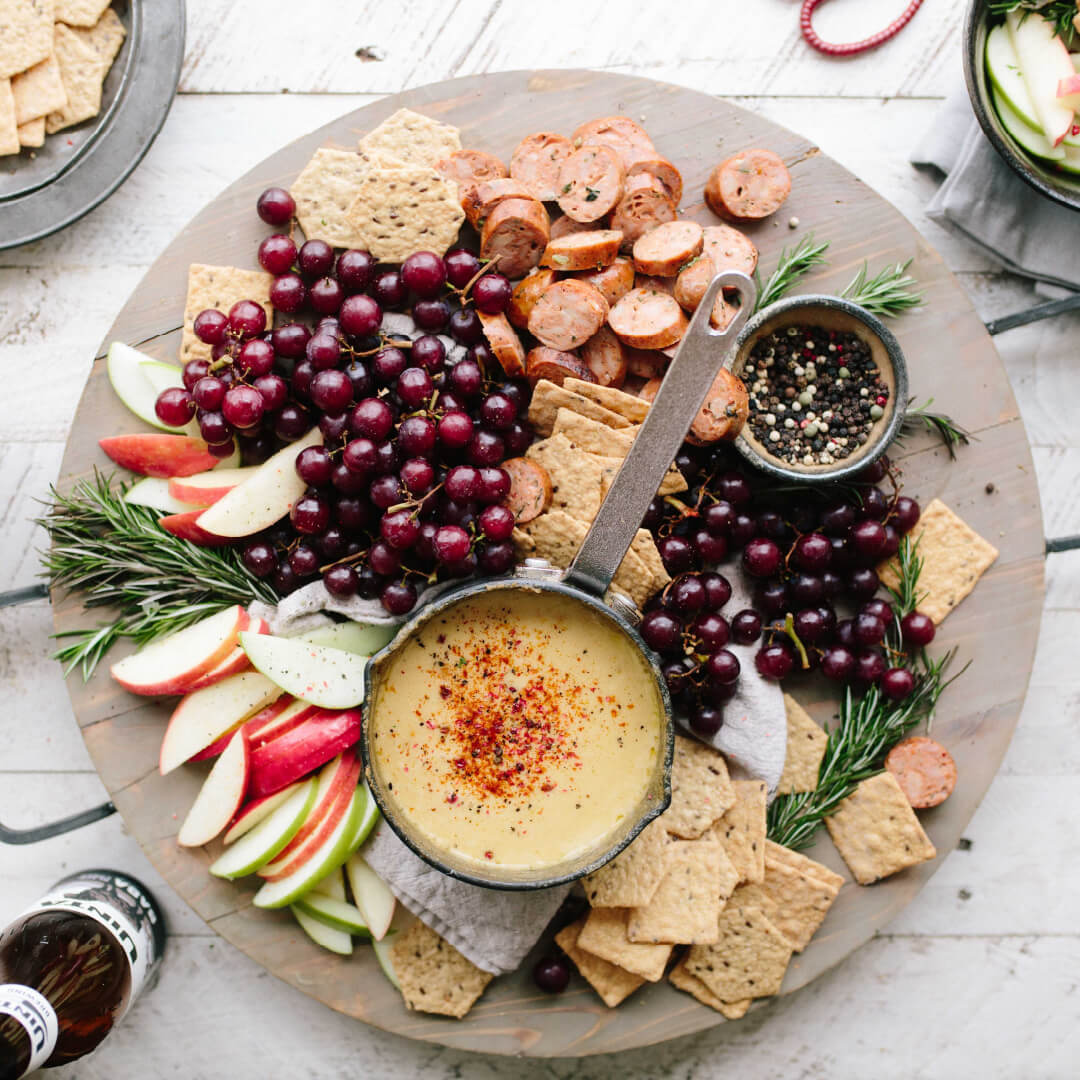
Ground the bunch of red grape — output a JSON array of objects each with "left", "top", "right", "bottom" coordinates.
[
  {"left": 639, "top": 445, "right": 937, "bottom": 736},
  {"left": 155, "top": 187, "right": 528, "bottom": 616}
]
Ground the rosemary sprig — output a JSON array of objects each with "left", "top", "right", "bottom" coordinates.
[
  {"left": 840, "top": 258, "right": 923, "bottom": 318},
  {"left": 753, "top": 234, "right": 830, "bottom": 313},
  {"left": 988, "top": 0, "right": 1077, "bottom": 45},
  {"left": 900, "top": 396, "right": 974, "bottom": 459},
  {"left": 38, "top": 470, "right": 276, "bottom": 679},
  {"left": 767, "top": 649, "right": 965, "bottom": 850},
  {"left": 883, "top": 534, "right": 925, "bottom": 622}
]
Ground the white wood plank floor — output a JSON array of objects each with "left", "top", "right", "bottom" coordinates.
[{"left": 2, "top": 1, "right": 1078, "bottom": 1076}]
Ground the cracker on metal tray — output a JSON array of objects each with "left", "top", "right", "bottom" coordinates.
[
  {"left": 391, "top": 919, "right": 493, "bottom": 1019},
  {"left": 825, "top": 771, "right": 936, "bottom": 885},
  {"left": 11, "top": 52, "right": 66, "bottom": 125},
  {"left": 775, "top": 694, "right": 828, "bottom": 795},
  {"left": 55, "top": 0, "right": 112, "bottom": 28},
  {"left": 17, "top": 115, "right": 45, "bottom": 147},
  {"left": 0, "top": 79, "right": 18, "bottom": 156},
  {"left": 555, "top": 918, "right": 645, "bottom": 1007},
  {"left": 180, "top": 264, "right": 273, "bottom": 365},
  {"left": 0, "top": 0, "right": 53, "bottom": 81},
  {"left": 68, "top": 7, "right": 125, "bottom": 68}
]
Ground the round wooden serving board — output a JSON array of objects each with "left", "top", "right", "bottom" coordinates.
[{"left": 56, "top": 70, "right": 1045, "bottom": 1057}]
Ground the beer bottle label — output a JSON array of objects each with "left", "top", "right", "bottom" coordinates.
[
  {"left": 0, "top": 983, "right": 59, "bottom": 1074},
  {"left": 18, "top": 871, "right": 164, "bottom": 1019}
]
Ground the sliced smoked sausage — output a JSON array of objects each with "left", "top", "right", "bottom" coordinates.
[
  {"left": 550, "top": 214, "right": 599, "bottom": 240},
  {"left": 580, "top": 324, "right": 627, "bottom": 387},
  {"left": 608, "top": 287, "right": 689, "bottom": 349},
  {"left": 478, "top": 311, "right": 526, "bottom": 377},
  {"left": 540, "top": 230, "right": 623, "bottom": 272},
  {"left": 527, "top": 279, "right": 610, "bottom": 351},
  {"left": 625, "top": 347, "right": 667, "bottom": 379},
  {"left": 555, "top": 145, "right": 625, "bottom": 223},
  {"left": 610, "top": 175, "right": 677, "bottom": 249},
  {"left": 480, "top": 197, "right": 550, "bottom": 278},
  {"left": 508, "top": 268, "right": 558, "bottom": 330},
  {"left": 524, "top": 347, "right": 596, "bottom": 386},
  {"left": 632, "top": 220, "right": 704, "bottom": 277},
  {"left": 462, "top": 177, "right": 534, "bottom": 229},
  {"left": 674, "top": 256, "right": 715, "bottom": 313},
  {"left": 574, "top": 255, "right": 635, "bottom": 306},
  {"left": 703, "top": 223, "right": 758, "bottom": 277},
  {"left": 705, "top": 149, "right": 791, "bottom": 221},
  {"left": 572, "top": 115, "right": 656, "bottom": 168},
  {"left": 436, "top": 149, "right": 508, "bottom": 199},
  {"left": 502, "top": 457, "right": 552, "bottom": 523},
  {"left": 626, "top": 158, "right": 684, "bottom": 205},
  {"left": 885, "top": 737, "right": 957, "bottom": 809},
  {"left": 510, "top": 132, "right": 574, "bottom": 202},
  {"left": 686, "top": 369, "right": 748, "bottom": 444}
]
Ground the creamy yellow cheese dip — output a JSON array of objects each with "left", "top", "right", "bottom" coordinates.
[{"left": 368, "top": 590, "right": 664, "bottom": 872}]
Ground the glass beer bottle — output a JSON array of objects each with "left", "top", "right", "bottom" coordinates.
[{"left": 0, "top": 870, "right": 165, "bottom": 1077}]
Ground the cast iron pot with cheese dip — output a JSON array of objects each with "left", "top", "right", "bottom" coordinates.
[{"left": 360, "top": 271, "right": 756, "bottom": 890}]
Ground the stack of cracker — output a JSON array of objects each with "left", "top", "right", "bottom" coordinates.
[
  {"left": 289, "top": 108, "right": 466, "bottom": 260},
  {"left": 511, "top": 377, "right": 680, "bottom": 608},
  {"left": 0, "top": 2, "right": 125, "bottom": 155}
]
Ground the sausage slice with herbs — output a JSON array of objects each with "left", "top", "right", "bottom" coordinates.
[
  {"left": 508, "top": 268, "right": 559, "bottom": 330},
  {"left": 632, "top": 220, "right": 704, "bottom": 277},
  {"left": 524, "top": 347, "right": 596, "bottom": 386},
  {"left": 705, "top": 149, "right": 791, "bottom": 221},
  {"left": 573, "top": 255, "right": 635, "bottom": 306},
  {"left": 527, "top": 279, "right": 610, "bottom": 352},
  {"left": 611, "top": 174, "right": 678, "bottom": 248},
  {"left": 502, "top": 457, "right": 553, "bottom": 523},
  {"left": 480, "top": 197, "right": 550, "bottom": 278},
  {"left": 580, "top": 325, "right": 628, "bottom": 387},
  {"left": 556, "top": 145, "right": 625, "bottom": 223},
  {"left": 608, "top": 287, "right": 688, "bottom": 349},
  {"left": 478, "top": 311, "right": 527, "bottom": 377},
  {"left": 510, "top": 132, "right": 574, "bottom": 202},
  {"left": 540, "top": 230, "right": 623, "bottom": 272},
  {"left": 885, "top": 737, "right": 957, "bottom": 809}
]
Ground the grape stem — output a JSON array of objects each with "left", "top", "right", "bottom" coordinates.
[{"left": 782, "top": 612, "right": 811, "bottom": 670}]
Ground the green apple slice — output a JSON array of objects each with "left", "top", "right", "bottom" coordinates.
[
  {"left": 240, "top": 632, "right": 367, "bottom": 710},
  {"left": 291, "top": 904, "right": 353, "bottom": 955},
  {"left": 252, "top": 788, "right": 364, "bottom": 909},
  {"left": 294, "top": 620, "right": 395, "bottom": 656},
  {"left": 123, "top": 477, "right": 200, "bottom": 515},
  {"left": 209, "top": 777, "right": 318, "bottom": 879},
  {"left": 372, "top": 933, "right": 400, "bottom": 989},
  {"left": 1056, "top": 143, "right": 1080, "bottom": 174},
  {"left": 345, "top": 854, "right": 395, "bottom": 940},
  {"left": 986, "top": 23, "right": 1041, "bottom": 130},
  {"left": 107, "top": 342, "right": 186, "bottom": 432},
  {"left": 992, "top": 86, "right": 1065, "bottom": 160},
  {"left": 310, "top": 865, "right": 347, "bottom": 902},
  {"left": 1006, "top": 10, "right": 1075, "bottom": 147},
  {"left": 346, "top": 783, "right": 380, "bottom": 855},
  {"left": 293, "top": 893, "right": 371, "bottom": 937}
]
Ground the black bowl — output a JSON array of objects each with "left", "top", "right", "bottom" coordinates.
[{"left": 963, "top": 0, "right": 1080, "bottom": 211}]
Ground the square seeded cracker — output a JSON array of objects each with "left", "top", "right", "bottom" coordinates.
[
  {"left": 290, "top": 148, "right": 376, "bottom": 250},
  {"left": 525, "top": 432, "right": 603, "bottom": 520},
  {"left": 629, "top": 528, "right": 670, "bottom": 594},
  {"left": 527, "top": 378, "right": 633, "bottom": 436},
  {"left": 18, "top": 115, "right": 44, "bottom": 147},
  {"left": 713, "top": 779, "right": 767, "bottom": 884},
  {"left": 825, "top": 771, "right": 937, "bottom": 885},
  {"left": 594, "top": 454, "right": 687, "bottom": 498},
  {"left": 563, "top": 377, "right": 651, "bottom": 424},
  {"left": 775, "top": 694, "right": 828, "bottom": 795},
  {"left": 0, "top": 0, "right": 53, "bottom": 80},
  {"left": 576, "top": 907, "right": 672, "bottom": 982},
  {"left": 180, "top": 264, "right": 273, "bottom": 365},
  {"left": 685, "top": 903, "right": 794, "bottom": 1003},
  {"left": 45, "top": 22, "right": 105, "bottom": 134},
  {"left": 67, "top": 7, "right": 125, "bottom": 69},
  {"left": 661, "top": 735, "right": 736, "bottom": 839},
  {"left": 751, "top": 857, "right": 842, "bottom": 952},
  {"left": 11, "top": 51, "right": 66, "bottom": 125},
  {"left": 0, "top": 79, "right": 18, "bottom": 156},
  {"left": 346, "top": 163, "right": 464, "bottom": 262},
  {"left": 555, "top": 918, "right": 645, "bottom": 1007},
  {"left": 359, "top": 107, "right": 461, "bottom": 169},
  {"left": 391, "top": 919, "right": 493, "bottom": 1019},
  {"left": 878, "top": 498, "right": 998, "bottom": 624},
  {"left": 583, "top": 817, "right": 670, "bottom": 908},
  {"left": 764, "top": 840, "right": 845, "bottom": 891},
  {"left": 55, "top": 0, "right": 111, "bottom": 27},
  {"left": 627, "top": 840, "right": 737, "bottom": 945},
  {"left": 669, "top": 959, "right": 752, "bottom": 1019}
]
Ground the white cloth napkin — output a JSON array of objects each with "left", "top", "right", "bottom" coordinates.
[{"left": 911, "top": 81, "right": 1080, "bottom": 289}]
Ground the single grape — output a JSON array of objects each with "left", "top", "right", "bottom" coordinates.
[
  {"left": 793, "top": 532, "right": 831, "bottom": 573},
  {"left": 793, "top": 608, "right": 826, "bottom": 644},
  {"left": 309, "top": 276, "right": 345, "bottom": 315},
  {"left": 755, "top": 509, "right": 788, "bottom": 543},
  {"left": 466, "top": 429, "right": 505, "bottom": 466},
  {"left": 828, "top": 535, "right": 854, "bottom": 571},
  {"left": 400, "top": 457, "right": 435, "bottom": 495},
  {"left": 258, "top": 234, "right": 297, "bottom": 275},
  {"left": 182, "top": 358, "right": 210, "bottom": 389},
  {"left": 879, "top": 522, "right": 901, "bottom": 560},
  {"left": 861, "top": 598, "right": 894, "bottom": 624},
  {"left": 306, "top": 332, "right": 341, "bottom": 370},
  {"left": 343, "top": 359, "right": 373, "bottom": 400},
  {"left": 336, "top": 249, "right": 376, "bottom": 293},
  {"left": 397, "top": 367, "right": 435, "bottom": 409},
  {"left": 291, "top": 360, "right": 315, "bottom": 399},
  {"left": 256, "top": 186, "right": 295, "bottom": 225},
  {"left": 243, "top": 541, "right": 278, "bottom": 579},
  {"left": 476, "top": 540, "right": 517, "bottom": 574},
  {"left": 881, "top": 667, "right": 915, "bottom": 701},
  {"left": 222, "top": 385, "right": 264, "bottom": 429},
  {"left": 441, "top": 498, "right": 476, "bottom": 529},
  {"left": 412, "top": 334, "right": 446, "bottom": 373},
  {"left": 532, "top": 956, "right": 571, "bottom": 995},
  {"left": 467, "top": 342, "right": 495, "bottom": 367},
  {"left": 154, "top": 387, "right": 194, "bottom": 427},
  {"left": 821, "top": 645, "right": 855, "bottom": 682},
  {"left": 847, "top": 567, "right": 880, "bottom": 601},
  {"left": 296, "top": 445, "right": 332, "bottom": 487},
  {"left": 755, "top": 643, "right": 794, "bottom": 680},
  {"left": 690, "top": 705, "right": 725, "bottom": 738},
  {"left": 706, "top": 648, "right": 741, "bottom": 685},
  {"left": 731, "top": 609, "right": 763, "bottom": 645},
  {"left": 834, "top": 618, "right": 857, "bottom": 648},
  {"left": 236, "top": 338, "right": 275, "bottom": 379},
  {"left": 853, "top": 612, "right": 886, "bottom": 646},
  {"left": 434, "top": 525, "right": 471, "bottom": 564},
  {"left": 445, "top": 465, "right": 481, "bottom": 502},
  {"left": 449, "top": 358, "right": 483, "bottom": 398},
  {"left": 350, "top": 398, "right": 394, "bottom": 441},
  {"left": 401, "top": 251, "right": 447, "bottom": 298},
  {"left": 324, "top": 565, "right": 360, "bottom": 598},
  {"left": 640, "top": 610, "right": 682, "bottom": 654},
  {"left": 478, "top": 503, "right": 515, "bottom": 540},
  {"left": 859, "top": 456, "right": 888, "bottom": 484},
  {"left": 900, "top": 611, "right": 935, "bottom": 648},
  {"left": 819, "top": 502, "right": 856, "bottom": 537},
  {"left": 855, "top": 649, "right": 886, "bottom": 684},
  {"left": 437, "top": 388, "right": 467, "bottom": 413},
  {"left": 273, "top": 561, "right": 300, "bottom": 595},
  {"left": 729, "top": 513, "right": 757, "bottom": 547},
  {"left": 291, "top": 492, "right": 330, "bottom": 535},
  {"left": 822, "top": 570, "right": 845, "bottom": 599},
  {"left": 317, "top": 527, "right": 347, "bottom": 562},
  {"left": 380, "top": 510, "right": 420, "bottom": 550},
  {"left": 310, "top": 369, "right": 353, "bottom": 415},
  {"left": 445, "top": 248, "right": 482, "bottom": 288},
  {"left": 370, "top": 347, "right": 405, "bottom": 385},
  {"left": 372, "top": 269, "right": 407, "bottom": 308},
  {"left": 892, "top": 495, "right": 920, "bottom": 534},
  {"left": 691, "top": 612, "right": 730, "bottom": 652},
  {"left": 413, "top": 297, "right": 451, "bottom": 332},
  {"left": 297, "top": 239, "right": 334, "bottom": 279},
  {"left": 274, "top": 403, "right": 311, "bottom": 441},
  {"left": 335, "top": 494, "right": 373, "bottom": 531},
  {"left": 339, "top": 294, "right": 382, "bottom": 338},
  {"left": 356, "top": 565, "right": 383, "bottom": 599},
  {"left": 658, "top": 536, "right": 695, "bottom": 575},
  {"left": 272, "top": 322, "right": 310, "bottom": 359},
  {"left": 661, "top": 656, "right": 696, "bottom": 696},
  {"left": 398, "top": 415, "right": 437, "bottom": 457},
  {"left": 193, "top": 308, "right": 228, "bottom": 345},
  {"left": 669, "top": 574, "right": 707, "bottom": 615},
  {"left": 717, "top": 471, "right": 752, "bottom": 507},
  {"left": 343, "top": 437, "right": 377, "bottom": 476},
  {"left": 817, "top": 604, "right": 838, "bottom": 636},
  {"left": 692, "top": 529, "right": 728, "bottom": 564},
  {"left": 755, "top": 580, "right": 788, "bottom": 616},
  {"left": 704, "top": 500, "right": 734, "bottom": 536},
  {"left": 369, "top": 474, "right": 403, "bottom": 509},
  {"left": 859, "top": 486, "right": 889, "bottom": 521},
  {"left": 480, "top": 393, "right": 516, "bottom": 431},
  {"left": 369, "top": 540, "right": 402, "bottom": 577},
  {"left": 472, "top": 273, "right": 512, "bottom": 314},
  {"left": 289, "top": 544, "right": 320, "bottom": 578},
  {"left": 449, "top": 308, "right": 484, "bottom": 345},
  {"left": 228, "top": 299, "right": 267, "bottom": 338}
]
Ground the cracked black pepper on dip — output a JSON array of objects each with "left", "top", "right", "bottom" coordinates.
[{"left": 742, "top": 324, "right": 890, "bottom": 466}]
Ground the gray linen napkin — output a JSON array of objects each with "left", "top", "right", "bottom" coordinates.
[{"left": 911, "top": 82, "right": 1080, "bottom": 289}]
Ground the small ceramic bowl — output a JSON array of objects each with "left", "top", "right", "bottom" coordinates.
[
  {"left": 729, "top": 294, "right": 908, "bottom": 484},
  {"left": 963, "top": 0, "right": 1080, "bottom": 212}
]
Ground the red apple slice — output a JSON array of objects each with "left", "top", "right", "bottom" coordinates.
[
  {"left": 189, "top": 696, "right": 316, "bottom": 763},
  {"left": 196, "top": 427, "right": 322, "bottom": 538},
  {"left": 247, "top": 708, "right": 363, "bottom": 800},
  {"left": 259, "top": 753, "right": 362, "bottom": 881},
  {"left": 158, "top": 509, "right": 231, "bottom": 547},
  {"left": 184, "top": 618, "right": 270, "bottom": 693},
  {"left": 99, "top": 434, "right": 220, "bottom": 478},
  {"left": 159, "top": 671, "right": 283, "bottom": 775},
  {"left": 168, "top": 467, "right": 259, "bottom": 507},
  {"left": 223, "top": 781, "right": 305, "bottom": 845},
  {"left": 177, "top": 729, "right": 251, "bottom": 847},
  {"left": 110, "top": 605, "right": 247, "bottom": 696}
]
